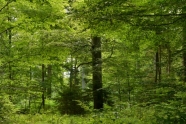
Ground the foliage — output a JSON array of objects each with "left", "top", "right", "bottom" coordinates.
[
  {"left": 56, "top": 87, "right": 91, "bottom": 115},
  {"left": 0, "top": 0, "right": 186, "bottom": 123},
  {"left": 0, "top": 93, "right": 16, "bottom": 123}
]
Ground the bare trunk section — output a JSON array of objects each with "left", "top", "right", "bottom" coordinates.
[
  {"left": 183, "top": 54, "right": 186, "bottom": 82},
  {"left": 159, "top": 45, "right": 162, "bottom": 82},
  {"left": 47, "top": 65, "right": 52, "bottom": 98},
  {"left": 81, "top": 66, "right": 86, "bottom": 89},
  {"left": 92, "top": 36, "right": 103, "bottom": 109},
  {"left": 8, "top": 11, "right": 12, "bottom": 80},
  {"left": 39, "top": 64, "right": 46, "bottom": 112},
  {"left": 155, "top": 46, "right": 162, "bottom": 83},
  {"left": 155, "top": 51, "right": 159, "bottom": 83},
  {"left": 167, "top": 45, "right": 171, "bottom": 75},
  {"left": 183, "top": 27, "right": 186, "bottom": 82}
]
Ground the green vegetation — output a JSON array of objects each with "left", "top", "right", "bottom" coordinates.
[{"left": 0, "top": 0, "right": 186, "bottom": 123}]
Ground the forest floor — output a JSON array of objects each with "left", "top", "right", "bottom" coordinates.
[{"left": 6, "top": 108, "right": 156, "bottom": 124}]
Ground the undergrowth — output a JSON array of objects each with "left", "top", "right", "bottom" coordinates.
[{"left": 7, "top": 106, "right": 156, "bottom": 124}]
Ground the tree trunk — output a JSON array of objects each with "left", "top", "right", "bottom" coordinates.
[
  {"left": 183, "top": 23, "right": 186, "bottom": 82},
  {"left": 155, "top": 46, "right": 162, "bottom": 83},
  {"left": 41, "top": 64, "right": 45, "bottom": 109},
  {"left": 167, "top": 45, "right": 171, "bottom": 75},
  {"left": 81, "top": 66, "right": 86, "bottom": 89},
  {"left": 69, "top": 56, "right": 73, "bottom": 88},
  {"left": 92, "top": 36, "right": 103, "bottom": 109},
  {"left": 183, "top": 7, "right": 186, "bottom": 82},
  {"left": 155, "top": 51, "right": 159, "bottom": 83},
  {"left": 159, "top": 45, "right": 161, "bottom": 82},
  {"left": 47, "top": 65, "right": 52, "bottom": 98}
]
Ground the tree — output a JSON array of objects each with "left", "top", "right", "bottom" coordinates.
[{"left": 92, "top": 36, "right": 103, "bottom": 109}]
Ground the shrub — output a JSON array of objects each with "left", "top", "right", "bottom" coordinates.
[
  {"left": 0, "top": 93, "right": 16, "bottom": 123},
  {"left": 56, "top": 87, "right": 90, "bottom": 115}
]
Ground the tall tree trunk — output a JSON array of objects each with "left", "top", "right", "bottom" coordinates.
[
  {"left": 28, "top": 66, "right": 32, "bottom": 112},
  {"left": 81, "top": 66, "right": 86, "bottom": 89},
  {"left": 47, "top": 65, "right": 52, "bottom": 98},
  {"left": 183, "top": 23, "right": 186, "bottom": 82},
  {"left": 155, "top": 30, "right": 162, "bottom": 83},
  {"left": 41, "top": 64, "right": 45, "bottom": 109},
  {"left": 69, "top": 56, "right": 73, "bottom": 88},
  {"left": 183, "top": 7, "right": 186, "bottom": 82},
  {"left": 74, "top": 58, "right": 78, "bottom": 85},
  {"left": 92, "top": 36, "right": 103, "bottom": 109},
  {"left": 155, "top": 51, "right": 159, "bottom": 83},
  {"left": 155, "top": 46, "right": 162, "bottom": 83},
  {"left": 159, "top": 45, "right": 161, "bottom": 82},
  {"left": 8, "top": 9, "right": 12, "bottom": 80},
  {"left": 167, "top": 44, "right": 171, "bottom": 75}
]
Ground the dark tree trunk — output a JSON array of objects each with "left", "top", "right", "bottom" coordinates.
[
  {"left": 47, "top": 65, "right": 52, "bottom": 98},
  {"left": 167, "top": 45, "right": 171, "bottom": 75},
  {"left": 41, "top": 64, "right": 45, "bottom": 109},
  {"left": 92, "top": 36, "right": 103, "bottom": 109},
  {"left": 155, "top": 51, "right": 159, "bottom": 83},
  {"left": 183, "top": 27, "right": 186, "bottom": 83},
  {"left": 183, "top": 7, "right": 186, "bottom": 82},
  {"left": 159, "top": 45, "right": 161, "bottom": 82},
  {"left": 155, "top": 46, "right": 162, "bottom": 83},
  {"left": 69, "top": 56, "right": 73, "bottom": 88}
]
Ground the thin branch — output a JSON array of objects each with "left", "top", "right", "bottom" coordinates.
[
  {"left": 76, "top": 45, "right": 114, "bottom": 68},
  {"left": 130, "top": 13, "right": 186, "bottom": 17},
  {"left": 131, "top": 15, "right": 185, "bottom": 27},
  {"left": 77, "top": 61, "right": 92, "bottom": 68},
  {"left": 0, "top": 1, "right": 13, "bottom": 12},
  {"left": 106, "top": 44, "right": 114, "bottom": 59},
  {"left": 0, "top": 27, "right": 14, "bottom": 35}
]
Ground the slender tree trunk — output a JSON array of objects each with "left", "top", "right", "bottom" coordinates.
[
  {"left": 7, "top": 10, "right": 12, "bottom": 101},
  {"left": 92, "top": 36, "right": 103, "bottom": 109},
  {"left": 159, "top": 45, "right": 162, "bottom": 82},
  {"left": 69, "top": 56, "right": 73, "bottom": 88},
  {"left": 154, "top": 30, "right": 162, "bottom": 83},
  {"left": 81, "top": 66, "right": 86, "bottom": 89},
  {"left": 47, "top": 65, "right": 52, "bottom": 98},
  {"left": 155, "top": 46, "right": 162, "bottom": 83},
  {"left": 8, "top": 13, "right": 12, "bottom": 80},
  {"left": 74, "top": 58, "right": 78, "bottom": 85},
  {"left": 183, "top": 7, "right": 186, "bottom": 82},
  {"left": 167, "top": 45, "right": 171, "bottom": 75},
  {"left": 41, "top": 64, "right": 45, "bottom": 109},
  {"left": 183, "top": 27, "right": 186, "bottom": 82},
  {"left": 28, "top": 66, "right": 32, "bottom": 112},
  {"left": 155, "top": 51, "right": 159, "bottom": 83}
]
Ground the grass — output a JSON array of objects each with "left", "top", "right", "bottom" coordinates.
[
  {"left": 10, "top": 114, "right": 85, "bottom": 124},
  {"left": 7, "top": 107, "right": 157, "bottom": 124}
]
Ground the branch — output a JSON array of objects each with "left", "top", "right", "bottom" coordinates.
[
  {"left": 131, "top": 15, "right": 185, "bottom": 27},
  {"left": 76, "top": 45, "right": 114, "bottom": 68},
  {"left": 105, "top": 44, "right": 114, "bottom": 59},
  {"left": 0, "top": 27, "right": 14, "bottom": 35},
  {"left": 77, "top": 61, "right": 92, "bottom": 68},
  {"left": 0, "top": 1, "right": 13, "bottom": 12},
  {"left": 131, "top": 13, "right": 186, "bottom": 17}
]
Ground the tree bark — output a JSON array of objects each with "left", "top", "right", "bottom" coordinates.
[
  {"left": 41, "top": 64, "right": 45, "bottom": 109},
  {"left": 69, "top": 56, "right": 73, "bottom": 88},
  {"left": 47, "top": 65, "right": 52, "bottom": 98},
  {"left": 183, "top": 7, "right": 186, "bottom": 82},
  {"left": 155, "top": 46, "right": 162, "bottom": 83},
  {"left": 183, "top": 25, "right": 186, "bottom": 82},
  {"left": 159, "top": 45, "right": 161, "bottom": 82},
  {"left": 92, "top": 36, "right": 103, "bottom": 109},
  {"left": 155, "top": 51, "right": 159, "bottom": 83},
  {"left": 167, "top": 45, "right": 171, "bottom": 75}
]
